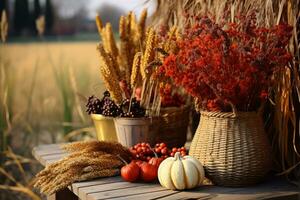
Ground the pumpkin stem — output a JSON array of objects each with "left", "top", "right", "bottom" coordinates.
[{"left": 174, "top": 152, "right": 181, "bottom": 160}]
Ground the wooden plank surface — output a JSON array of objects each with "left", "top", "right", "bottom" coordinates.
[{"left": 32, "top": 144, "right": 300, "bottom": 200}]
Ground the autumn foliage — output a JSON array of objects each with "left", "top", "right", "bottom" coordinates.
[{"left": 158, "top": 16, "right": 293, "bottom": 112}]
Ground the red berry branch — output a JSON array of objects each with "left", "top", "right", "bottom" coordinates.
[{"left": 157, "top": 15, "right": 293, "bottom": 112}]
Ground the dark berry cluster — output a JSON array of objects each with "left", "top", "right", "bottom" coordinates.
[
  {"left": 86, "top": 91, "right": 122, "bottom": 117},
  {"left": 120, "top": 98, "right": 146, "bottom": 118},
  {"left": 86, "top": 95, "right": 102, "bottom": 114}
]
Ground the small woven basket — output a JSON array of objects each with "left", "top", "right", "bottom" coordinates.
[
  {"left": 154, "top": 105, "right": 190, "bottom": 147},
  {"left": 189, "top": 111, "right": 272, "bottom": 186}
]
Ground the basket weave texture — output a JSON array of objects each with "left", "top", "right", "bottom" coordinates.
[
  {"left": 153, "top": 105, "right": 190, "bottom": 147},
  {"left": 189, "top": 111, "right": 272, "bottom": 186}
]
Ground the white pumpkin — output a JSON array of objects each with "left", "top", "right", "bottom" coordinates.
[{"left": 158, "top": 152, "right": 205, "bottom": 190}]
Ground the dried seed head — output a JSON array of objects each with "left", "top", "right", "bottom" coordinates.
[
  {"left": 136, "top": 9, "right": 147, "bottom": 43},
  {"left": 131, "top": 52, "right": 142, "bottom": 88},
  {"left": 35, "top": 15, "right": 45, "bottom": 37},
  {"left": 139, "top": 9, "right": 147, "bottom": 33},
  {"left": 119, "top": 16, "right": 127, "bottom": 40},
  {"left": 105, "top": 23, "right": 119, "bottom": 58},
  {"left": 1, "top": 10, "right": 8, "bottom": 43},
  {"left": 141, "top": 28, "right": 156, "bottom": 79},
  {"left": 97, "top": 43, "right": 123, "bottom": 103},
  {"left": 95, "top": 14, "right": 103, "bottom": 34}
]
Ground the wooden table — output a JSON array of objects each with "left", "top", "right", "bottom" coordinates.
[{"left": 32, "top": 143, "right": 300, "bottom": 200}]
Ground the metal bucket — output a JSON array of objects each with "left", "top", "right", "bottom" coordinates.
[{"left": 91, "top": 114, "right": 118, "bottom": 142}]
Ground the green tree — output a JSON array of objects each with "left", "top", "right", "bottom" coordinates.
[
  {"left": 0, "top": 0, "right": 8, "bottom": 12},
  {"left": 34, "top": 0, "right": 41, "bottom": 19},
  {"left": 45, "top": 0, "right": 54, "bottom": 34},
  {"left": 13, "top": 0, "right": 30, "bottom": 35}
]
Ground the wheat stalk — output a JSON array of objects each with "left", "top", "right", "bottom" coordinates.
[
  {"left": 0, "top": 10, "right": 8, "bottom": 43},
  {"left": 130, "top": 52, "right": 142, "bottom": 88},
  {"left": 35, "top": 15, "right": 45, "bottom": 37},
  {"left": 141, "top": 28, "right": 156, "bottom": 79}
]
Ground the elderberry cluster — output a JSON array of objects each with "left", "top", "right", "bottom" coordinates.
[
  {"left": 86, "top": 91, "right": 122, "bottom": 117},
  {"left": 86, "top": 92, "right": 146, "bottom": 118},
  {"left": 120, "top": 98, "right": 146, "bottom": 118}
]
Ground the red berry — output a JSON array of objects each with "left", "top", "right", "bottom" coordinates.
[
  {"left": 160, "top": 143, "right": 166, "bottom": 148},
  {"left": 172, "top": 147, "right": 177, "bottom": 152},
  {"left": 161, "top": 147, "right": 168, "bottom": 155},
  {"left": 155, "top": 148, "right": 160, "bottom": 153},
  {"left": 170, "top": 152, "right": 175, "bottom": 157},
  {"left": 130, "top": 149, "right": 137, "bottom": 154}
]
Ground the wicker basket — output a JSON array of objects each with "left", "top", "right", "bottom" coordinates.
[
  {"left": 189, "top": 111, "right": 272, "bottom": 186},
  {"left": 154, "top": 105, "right": 190, "bottom": 147}
]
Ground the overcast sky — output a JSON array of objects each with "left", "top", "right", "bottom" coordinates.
[
  {"left": 52, "top": 0, "right": 156, "bottom": 19},
  {"left": 88, "top": 0, "right": 154, "bottom": 15}
]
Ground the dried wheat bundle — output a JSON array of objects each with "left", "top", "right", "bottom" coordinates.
[
  {"left": 95, "top": 10, "right": 148, "bottom": 95},
  {"left": 139, "top": 26, "right": 183, "bottom": 116},
  {"left": 151, "top": 0, "right": 300, "bottom": 180},
  {"left": 34, "top": 141, "right": 131, "bottom": 195},
  {"left": 97, "top": 43, "right": 123, "bottom": 103}
]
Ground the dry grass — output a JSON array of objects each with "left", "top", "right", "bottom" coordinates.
[
  {"left": 0, "top": 41, "right": 104, "bottom": 199},
  {"left": 2, "top": 42, "right": 105, "bottom": 136}
]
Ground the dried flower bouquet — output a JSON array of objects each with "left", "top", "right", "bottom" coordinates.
[{"left": 158, "top": 15, "right": 293, "bottom": 112}]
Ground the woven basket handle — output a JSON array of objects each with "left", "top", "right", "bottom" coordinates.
[
  {"left": 195, "top": 98, "right": 238, "bottom": 118},
  {"left": 228, "top": 102, "right": 238, "bottom": 118}
]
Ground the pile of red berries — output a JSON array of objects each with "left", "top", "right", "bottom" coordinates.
[
  {"left": 130, "top": 142, "right": 154, "bottom": 161},
  {"left": 154, "top": 143, "right": 169, "bottom": 158},
  {"left": 130, "top": 142, "right": 187, "bottom": 161},
  {"left": 155, "top": 143, "right": 187, "bottom": 157},
  {"left": 170, "top": 147, "right": 187, "bottom": 157}
]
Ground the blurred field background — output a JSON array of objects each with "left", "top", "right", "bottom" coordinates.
[
  {"left": 0, "top": 0, "right": 154, "bottom": 199},
  {"left": 2, "top": 41, "right": 102, "bottom": 145}
]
